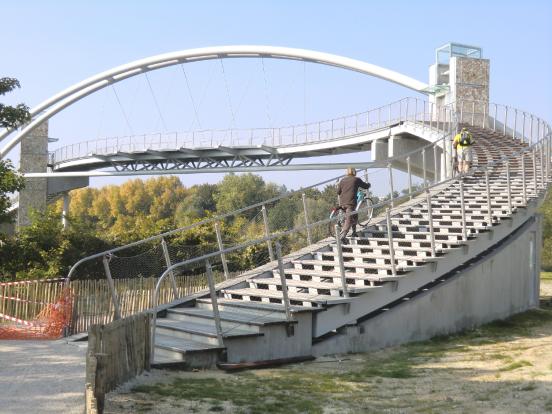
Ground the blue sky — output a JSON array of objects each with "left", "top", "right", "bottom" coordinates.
[{"left": 2, "top": 0, "right": 551, "bottom": 194}]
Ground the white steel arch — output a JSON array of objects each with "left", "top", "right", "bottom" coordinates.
[{"left": 0, "top": 45, "right": 429, "bottom": 158}]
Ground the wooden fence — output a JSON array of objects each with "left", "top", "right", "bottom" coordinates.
[
  {"left": 0, "top": 271, "right": 226, "bottom": 334},
  {"left": 85, "top": 312, "right": 151, "bottom": 414}
]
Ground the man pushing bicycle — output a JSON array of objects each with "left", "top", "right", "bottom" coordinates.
[{"left": 337, "top": 167, "right": 371, "bottom": 244}]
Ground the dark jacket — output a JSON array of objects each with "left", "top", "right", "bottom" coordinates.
[{"left": 337, "top": 176, "right": 370, "bottom": 207}]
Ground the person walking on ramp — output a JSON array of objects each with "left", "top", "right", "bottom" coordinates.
[{"left": 337, "top": 167, "right": 371, "bottom": 244}]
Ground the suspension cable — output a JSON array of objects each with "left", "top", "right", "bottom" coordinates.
[
  {"left": 111, "top": 85, "right": 134, "bottom": 136},
  {"left": 187, "top": 63, "right": 215, "bottom": 132},
  {"left": 180, "top": 65, "right": 202, "bottom": 130},
  {"left": 260, "top": 57, "right": 273, "bottom": 128},
  {"left": 144, "top": 72, "right": 168, "bottom": 132},
  {"left": 219, "top": 59, "right": 236, "bottom": 129}
]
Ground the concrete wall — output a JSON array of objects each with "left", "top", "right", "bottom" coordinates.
[
  {"left": 17, "top": 121, "right": 48, "bottom": 228},
  {"left": 313, "top": 214, "right": 542, "bottom": 356},
  {"left": 450, "top": 57, "right": 490, "bottom": 126}
]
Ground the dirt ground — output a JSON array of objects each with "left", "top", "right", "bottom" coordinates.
[{"left": 105, "top": 278, "right": 552, "bottom": 414}]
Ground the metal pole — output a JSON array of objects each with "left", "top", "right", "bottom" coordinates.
[
  {"left": 160, "top": 238, "right": 179, "bottom": 299},
  {"left": 503, "top": 106, "right": 508, "bottom": 136},
  {"left": 485, "top": 170, "right": 492, "bottom": 229},
  {"left": 482, "top": 103, "right": 487, "bottom": 129},
  {"left": 422, "top": 148, "right": 427, "bottom": 187},
  {"left": 533, "top": 148, "right": 538, "bottom": 196},
  {"left": 433, "top": 144, "right": 438, "bottom": 183},
  {"left": 521, "top": 152, "right": 527, "bottom": 205},
  {"left": 540, "top": 139, "right": 545, "bottom": 189},
  {"left": 261, "top": 204, "right": 274, "bottom": 261},
  {"left": 102, "top": 256, "right": 121, "bottom": 320},
  {"left": 459, "top": 180, "right": 467, "bottom": 241},
  {"left": 302, "top": 193, "right": 312, "bottom": 245},
  {"left": 275, "top": 242, "right": 293, "bottom": 321},
  {"left": 386, "top": 209, "right": 397, "bottom": 277},
  {"left": 334, "top": 225, "right": 350, "bottom": 298},
  {"left": 214, "top": 223, "right": 230, "bottom": 280},
  {"left": 493, "top": 104, "right": 497, "bottom": 131},
  {"left": 388, "top": 163, "right": 395, "bottom": 207},
  {"left": 429, "top": 102, "right": 434, "bottom": 129},
  {"left": 442, "top": 135, "right": 447, "bottom": 180},
  {"left": 506, "top": 161, "right": 512, "bottom": 215},
  {"left": 205, "top": 260, "right": 224, "bottom": 347},
  {"left": 522, "top": 113, "right": 526, "bottom": 143},
  {"left": 513, "top": 109, "right": 517, "bottom": 140},
  {"left": 407, "top": 156, "right": 413, "bottom": 200},
  {"left": 426, "top": 190, "right": 436, "bottom": 257}
]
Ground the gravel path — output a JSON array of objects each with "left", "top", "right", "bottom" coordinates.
[{"left": 0, "top": 339, "right": 87, "bottom": 414}]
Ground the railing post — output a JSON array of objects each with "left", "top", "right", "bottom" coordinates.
[
  {"left": 521, "top": 152, "right": 527, "bottom": 205},
  {"left": 530, "top": 116, "right": 534, "bottom": 145},
  {"left": 388, "top": 163, "right": 395, "bottom": 207},
  {"left": 426, "top": 189, "right": 436, "bottom": 257},
  {"left": 533, "top": 148, "right": 538, "bottom": 196},
  {"left": 540, "top": 139, "right": 545, "bottom": 189},
  {"left": 388, "top": 105, "right": 391, "bottom": 126},
  {"left": 429, "top": 102, "right": 434, "bottom": 129},
  {"left": 482, "top": 104, "right": 487, "bottom": 129},
  {"left": 442, "top": 135, "right": 447, "bottom": 180},
  {"left": 493, "top": 104, "right": 497, "bottom": 131},
  {"left": 261, "top": 204, "right": 274, "bottom": 261},
  {"left": 522, "top": 112, "right": 526, "bottom": 143},
  {"left": 407, "top": 156, "right": 413, "bottom": 200},
  {"left": 459, "top": 180, "right": 467, "bottom": 242},
  {"left": 414, "top": 98, "right": 418, "bottom": 124},
  {"left": 422, "top": 148, "right": 427, "bottom": 187},
  {"left": 513, "top": 109, "right": 517, "bottom": 140},
  {"left": 506, "top": 161, "right": 513, "bottom": 215},
  {"left": 433, "top": 143, "right": 438, "bottom": 183},
  {"left": 503, "top": 106, "right": 508, "bottom": 136},
  {"left": 205, "top": 260, "right": 224, "bottom": 347},
  {"left": 102, "top": 255, "right": 121, "bottom": 320},
  {"left": 160, "top": 238, "right": 179, "bottom": 299},
  {"left": 214, "top": 223, "right": 230, "bottom": 280},
  {"left": 275, "top": 242, "right": 293, "bottom": 321},
  {"left": 386, "top": 208, "right": 397, "bottom": 277},
  {"left": 333, "top": 225, "right": 350, "bottom": 298},
  {"left": 302, "top": 193, "right": 312, "bottom": 246},
  {"left": 485, "top": 170, "right": 493, "bottom": 229}
]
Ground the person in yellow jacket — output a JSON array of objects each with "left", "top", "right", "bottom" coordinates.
[{"left": 453, "top": 128, "right": 474, "bottom": 174}]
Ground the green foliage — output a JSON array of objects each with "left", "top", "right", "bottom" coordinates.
[
  {"left": 0, "top": 209, "right": 112, "bottom": 281},
  {"left": 541, "top": 191, "right": 552, "bottom": 271},
  {"left": 0, "top": 159, "right": 25, "bottom": 225},
  {"left": 215, "top": 173, "right": 281, "bottom": 219},
  {"left": 0, "top": 77, "right": 31, "bottom": 128}
]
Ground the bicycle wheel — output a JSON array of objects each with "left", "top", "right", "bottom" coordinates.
[
  {"left": 357, "top": 198, "right": 374, "bottom": 226},
  {"left": 328, "top": 207, "right": 345, "bottom": 237}
]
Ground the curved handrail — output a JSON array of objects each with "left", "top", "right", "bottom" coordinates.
[{"left": 51, "top": 97, "right": 450, "bottom": 165}]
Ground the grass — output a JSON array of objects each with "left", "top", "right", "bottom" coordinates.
[
  {"left": 541, "top": 271, "right": 552, "bottom": 280},
  {"left": 127, "top": 304, "right": 552, "bottom": 413}
]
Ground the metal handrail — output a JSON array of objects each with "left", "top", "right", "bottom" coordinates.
[
  {"left": 146, "top": 101, "right": 551, "bottom": 362},
  {"left": 52, "top": 97, "right": 453, "bottom": 164}
]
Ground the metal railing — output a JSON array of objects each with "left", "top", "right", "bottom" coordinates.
[
  {"left": 62, "top": 98, "right": 552, "bottom": 345},
  {"left": 51, "top": 97, "right": 454, "bottom": 165},
  {"left": 147, "top": 100, "right": 550, "bottom": 362}
]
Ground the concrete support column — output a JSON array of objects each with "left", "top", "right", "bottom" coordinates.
[{"left": 17, "top": 121, "right": 48, "bottom": 228}]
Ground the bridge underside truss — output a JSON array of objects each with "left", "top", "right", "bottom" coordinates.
[{"left": 111, "top": 154, "right": 294, "bottom": 172}]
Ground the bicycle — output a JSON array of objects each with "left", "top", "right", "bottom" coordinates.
[{"left": 328, "top": 189, "right": 374, "bottom": 237}]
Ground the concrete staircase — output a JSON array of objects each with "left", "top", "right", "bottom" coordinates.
[{"left": 151, "top": 125, "right": 549, "bottom": 368}]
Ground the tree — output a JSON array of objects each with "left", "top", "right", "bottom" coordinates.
[
  {"left": 0, "top": 77, "right": 31, "bottom": 129},
  {"left": 0, "top": 77, "right": 30, "bottom": 226}
]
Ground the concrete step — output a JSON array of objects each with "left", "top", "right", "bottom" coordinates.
[
  {"left": 167, "top": 307, "right": 293, "bottom": 330},
  {"left": 153, "top": 334, "right": 224, "bottom": 367},
  {"left": 222, "top": 287, "right": 354, "bottom": 307},
  {"left": 273, "top": 267, "right": 404, "bottom": 282},
  {"left": 155, "top": 318, "right": 262, "bottom": 345},
  {"left": 247, "top": 276, "right": 380, "bottom": 295},
  {"left": 195, "top": 297, "right": 317, "bottom": 315}
]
